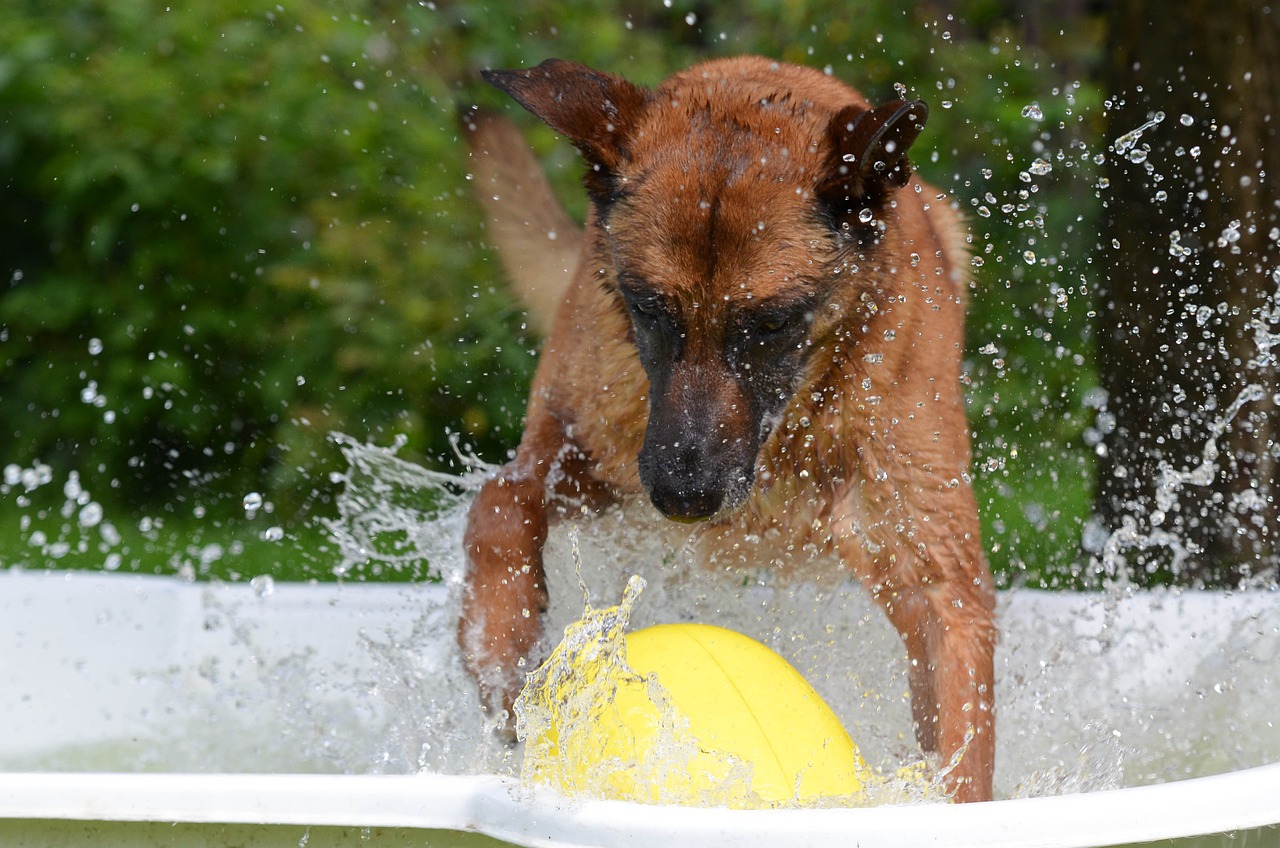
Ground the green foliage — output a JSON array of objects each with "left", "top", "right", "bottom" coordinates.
[
  {"left": 1, "top": 0, "right": 532, "bottom": 519},
  {"left": 0, "top": 0, "right": 1107, "bottom": 583}
]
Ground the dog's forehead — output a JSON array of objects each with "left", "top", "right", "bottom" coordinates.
[
  {"left": 610, "top": 180, "right": 829, "bottom": 306},
  {"left": 602, "top": 61, "right": 867, "bottom": 307},
  {"left": 611, "top": 145, "right": 830, "bottom": 301}
]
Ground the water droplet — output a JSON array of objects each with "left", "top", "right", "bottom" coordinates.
[
  {"left": 1180, "top": 113, "right": 1194, "bottom": 126},
  {"left": 88, "top": 338, "right": 103, "bottom": 355},
  {"left": 858, "top": 208, "right": 874, "bottom": 224},
  {"left": 261, "top": 526, "right": 284, "bottom": 542},
  {"left": 243, "top": 492, "right": 264, "bottom": 515},
  {"left": 79, "top": 502, "right": 103, "bottom": 528},
  {"left": 1023, "top": 250, "right": 1037, "bottom": 265},
  {"left": 1021, "top": 104, "right": 1044, "bottom": 121},
  {"left": 250, "top": 574, "right": 276, "bottom": 597},
  {"left": 1028, "top": 158, "right": 1053, "bottom": 176}
]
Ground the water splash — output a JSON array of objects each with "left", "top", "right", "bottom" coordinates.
[
  {"left": 6, "top": 435, "right": 1277, "bottom": 797},
  {"left": 512, "top": 534, "right": 944, "bottom": 808},
  {"left": 513, "top": 542, "right": 770, "bottom": 807},
  {"left": 1110, "top": 111, "right": 1166, "bottom": 159},
  {"left": 1093, "top": 266, "right": 1280, "bottom": 592},
  {"left": 512, "top": 569, "right": 740, "bottom": 805},
  {"left": 323, "top": 432, "right": 488, "bottom": 581}
]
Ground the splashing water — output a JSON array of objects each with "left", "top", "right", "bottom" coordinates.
[
  {"left": 317, "top": 435, "right": 1279, "bottom": 799},
  {"left": 1092, "top": 264, "right": 1280, "bottom": 593},
  {"left": 3, "top": 429, "right": 1278, "bottom": 801},
  {"left": 512, "top": 544, "right": 943, "bottom": 808},
  {"left": 1096, "top": 383, "right": 1268, "bottom": 592},
  {"left": 1110, "top": 111, "right": 1166, "bottom": 159},
  {"left": 512, "top": 569, "right": 754, "bottom": 806}
]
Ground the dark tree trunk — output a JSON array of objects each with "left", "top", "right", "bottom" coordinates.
[{"left": 1095, "top": 1, "right": 1280, "bottom": 585}]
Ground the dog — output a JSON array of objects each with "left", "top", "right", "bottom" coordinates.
[{"left": 457, "top": 56, "right": 996, "bottom": 802}]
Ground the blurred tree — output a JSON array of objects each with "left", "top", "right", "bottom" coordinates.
[
  {"left": 1095, "top": 1, "right": 1279, "bottom": 584},
  {"left": 0, "top": 1, "right": 537, "bottom": 519},
  {"left": 0, "top": 0, "right": 1109, "bottom": 585}
]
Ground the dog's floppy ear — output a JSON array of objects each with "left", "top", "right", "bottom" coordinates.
[
  {"left": 482, "top": 59, "right": 650, "bottom": 204},
  {"left": 817, "top": 99, "right": 928, "bottom": 224}
]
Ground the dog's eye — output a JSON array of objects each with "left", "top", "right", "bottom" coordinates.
[
  {"left": 753, "top": 313, "right": 800, "bottom": 339},
  {"left": 757, "top": 316, "right": 789, "bottom": 335},
  {"left": 623, "top": 294, "right": 669, "bottom": 335},
  {"left": 630, "top": 299, "right": 663, "bottom": 325}
]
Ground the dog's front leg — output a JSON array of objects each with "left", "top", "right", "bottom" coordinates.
[
  {"left": 847, "top": 494, "right": 996, "bottom": 803},
  {"left": 926, "top": 580, "right": 996, "bottom": 803},
  {"left": 874, "top": 560, "right": 995, "bottom": 802},
  {"left": 459, "top": 448, "right": 554, "bottom": 720},
  {"left": 873, "top": 575, "right": 995, "bottom": 802}
]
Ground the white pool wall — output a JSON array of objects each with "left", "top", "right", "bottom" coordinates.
[
  {"left": 0, "top": 766, "right": 1278, "bottom": 847},
  {"left": 4, "top": 570, "right": 1278, "bottom": 788},
  {"left": 2, "top": 570, "right": 1279, "bottom": 847}
]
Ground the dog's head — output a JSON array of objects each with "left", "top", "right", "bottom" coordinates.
[{"left": 484, "top": 58, "right": 928, "bottom": 522}]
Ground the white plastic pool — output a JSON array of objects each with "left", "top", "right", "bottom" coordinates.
[{"left": 1, "top": 570, "right": 1277, "bottom": 847}]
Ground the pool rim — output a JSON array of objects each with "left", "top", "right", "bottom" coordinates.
[{"left": 0, "top": 762, "right": 1277, "bottom": 848}]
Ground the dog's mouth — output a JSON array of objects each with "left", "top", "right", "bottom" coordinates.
[
  {"left": 649, "top": 487, "right": 750, "bottom": 525},
  {"left": 653, "top": 488, "right": 751, "bottom": 525},
  {"left": 666, "top": 512, "right": 712, "bottom": 525}
]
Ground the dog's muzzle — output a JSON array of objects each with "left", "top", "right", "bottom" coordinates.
[{"left": 638, "top": 437, "right": 756, "bottom": 523}]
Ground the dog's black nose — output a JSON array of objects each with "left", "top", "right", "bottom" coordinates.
[{"left": 649, "top": 484, "right": 723, "bottom": 523}]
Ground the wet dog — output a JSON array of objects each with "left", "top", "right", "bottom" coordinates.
[{"left": 458, "top": 56, "right": 995, "bottom": 802}]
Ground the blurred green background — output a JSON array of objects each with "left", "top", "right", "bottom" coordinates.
[{"left": 1, "top": 0, "right": 1108, "bottom": 586}]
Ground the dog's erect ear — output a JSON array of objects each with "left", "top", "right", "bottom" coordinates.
[
  {"left": 482, "top": 59, "right": 650, "bottom": 203},
  {"left": 817, "top": 99, "right": 928, "bottom": 222}
]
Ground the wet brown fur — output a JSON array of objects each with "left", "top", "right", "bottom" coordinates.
[{"left": 458, "top": 56, "right": 995, "bottom": 802}]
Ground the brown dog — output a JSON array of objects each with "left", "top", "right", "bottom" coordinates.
[{"left": 458, "top": 56, "right": 995, "bottom": 802}]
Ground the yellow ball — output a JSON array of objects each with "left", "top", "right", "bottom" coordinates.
[{"left": 582, "top": 623, "right": 870, "bottom": 805}]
